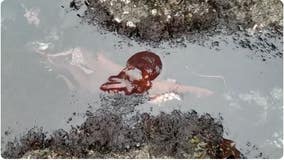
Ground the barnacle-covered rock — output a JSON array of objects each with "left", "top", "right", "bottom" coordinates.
[
  {"left": 71, "top": 0, "right": 218, "bottom": 41},
  {"left": 70, "top": 0, "right": 283, "bottom": 42},
  {"left": 209, "top": 0, "right": 283, "bottom": 31}
]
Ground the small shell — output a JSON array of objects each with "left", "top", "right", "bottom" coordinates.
[{"left": 126, "top": 21, "right": 136, "bottom": 27}]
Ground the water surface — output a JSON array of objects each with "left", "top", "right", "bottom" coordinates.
[{"left": 1, "top": 0, "right": 283, "bottom": 158}]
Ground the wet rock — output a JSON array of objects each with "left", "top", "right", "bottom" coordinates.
[
  {"left": 2, "top": 109, "right": 240, "bottom": 159},
  {"left": 1, "top": 127, "right": 47, "bottom": 158},
  {"left": 70, "top": 0, "right": 218, "bottom": 42},
  {"left": 99, "top": 93, "right": 148, "bottom": 115},
  {"left": 210, "top": 0, "right": 283, "bottom": 30},
  {"left": 232, "top": 28, "right": 283, "bottom": 60},
  {"left": 69, "top": 0, "right": 282, "bottom": 42},
  {"left": 142, "top": 111, "right": 223, "bottom": 158},
  {"left": 22, "top": 149, "right": 68, "bottom": 159},
  {"left": 67, "top": 0, "right": 283, "bottom": 61}
]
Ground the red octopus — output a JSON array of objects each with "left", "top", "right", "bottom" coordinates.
[{"left": 100, "top": 51, "right": 162, "bottom": 95}]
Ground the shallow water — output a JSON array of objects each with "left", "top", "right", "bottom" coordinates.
[{"left": 1, "top": 0, "right": 283, "bottom": 158}]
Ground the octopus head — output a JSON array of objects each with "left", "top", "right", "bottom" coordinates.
[{"left": 100, "top": 51, "right": 162, "bottom": 95}]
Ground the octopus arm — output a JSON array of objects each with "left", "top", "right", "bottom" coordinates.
[
  {"left": 56, "top": 74, "right": 76, "bottom": 90},
  {"left": 151, "top": 80, "right": 214, "bottom": 97},
  {"left": 96, "top": 53, "right": 123, "bottom": 74}
]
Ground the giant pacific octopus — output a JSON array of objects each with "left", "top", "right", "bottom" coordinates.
[
  {"left": 100, "top": 51, "right": 162, "bottom": 95},
  {"left": 34, "top": 47, "right": 214, "bottom": 102}
]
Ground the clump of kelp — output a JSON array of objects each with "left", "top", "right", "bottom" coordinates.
[{"left": 2, "top": 108, "right": 241, "bottom": 159}]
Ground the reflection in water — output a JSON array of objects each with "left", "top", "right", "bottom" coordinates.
[
  {"left": 22, "top": 5, "right": 40, "bottom": 27},
  {"left": 225, "top": 88, "right": 283, "bottom": 122},
  {"left": 223, "top": 88, "right": 283, "bottom": 154}
]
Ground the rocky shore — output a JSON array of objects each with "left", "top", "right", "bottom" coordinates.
[
  {"left": 69, "top": 0, "right": 283, "bottom": 42},
  {"left": 2, "top": 109, "right": 241, "bottom": 159},
  {"left": 68, "top": 0, "right": 283, "bottom": 60}
]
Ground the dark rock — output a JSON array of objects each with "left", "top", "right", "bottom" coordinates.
[{"left": 2, "top": 108, "right": 234, "bottom": 158}]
